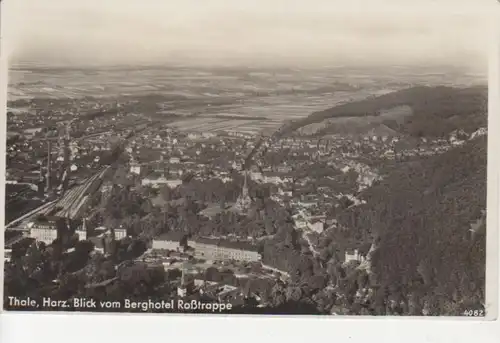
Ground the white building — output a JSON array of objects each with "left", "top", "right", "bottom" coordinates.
[
  {"left": 4, "top": 248, "right": 12, "bottom": 263},
  {"left": 152, "top": 239, "right": 180, "bottom": 251},
  {"left": 189, "top": 239, "right": 261, "bottom": 262},
  {"left": 307, "top": 221, "right": 324, "bottom": 234},
  {"left": 294, "top": 219, "right": 308, "bottom": 229},
  {"left": 177, "top": 286, "right": 187, "bottom": 297},
  {"left": 250, "top": 172, "right": 264, "bottom": 181},
  {"left": 165, "top": 179, "right": 183, "bottom": 188},
  {"left": 114, "top": 228, "right": 127, "bottom": 240},
  {"left": 76, "top": 229, "right": 87, "bottom": 241},
  {"left": 344, "top": 249, "right": 366, "bottom": 265},
  {"left": 470, "top": 127, "right": 487, "bottom": 140},
  {"left": 75, "top": 218, "right": 88, "bottom": 241},
  {"left": 30, "top": 225, "right": 58, "bottom": 244},
  {"left": 264, "top": 176, "right": 284, "bottom": 184},
  {"left": 130, "top": 163, "right": 141, "bottom": 175},
  {"left": 142, "top": 176, "right": 182, "bottom": 189},
  {"left": 142, "top": 175, "right": 169, "bottom": 188}
]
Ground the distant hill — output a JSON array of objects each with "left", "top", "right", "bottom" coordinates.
[
  {"left": 337, "top": 135, "right": 487, "bottom": 312},
  {"left": 281, "top": 86, "right": 487, "bottom": 138}
]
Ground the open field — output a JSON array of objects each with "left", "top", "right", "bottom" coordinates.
[{"left": 8, "top": 66, "right": 486, "bottom": 135}]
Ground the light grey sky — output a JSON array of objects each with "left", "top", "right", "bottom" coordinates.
[{"left": 2, "top": 0, "right": 496, "bottom": 69}]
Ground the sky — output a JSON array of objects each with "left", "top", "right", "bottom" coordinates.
[{"left": 2, "top": 0, "right": 497, "bottom": 70}]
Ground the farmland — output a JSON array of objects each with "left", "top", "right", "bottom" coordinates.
[{"left": 8, "top": 65, "right": 486, "bottom": 135}]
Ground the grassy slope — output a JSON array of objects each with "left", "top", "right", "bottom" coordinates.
[{"left": 281, "top": 85, "right": 487, "bottom": 138}]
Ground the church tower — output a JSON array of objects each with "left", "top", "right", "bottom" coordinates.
[
  {"left": 235, "top": 171, "right": 252, "bottom": 213},
  {"left": 177, "top": 262, "right": 194, "bottom": 297}
]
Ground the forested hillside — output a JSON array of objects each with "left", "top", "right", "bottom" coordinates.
[
  {"left": 281, "top": 86, "right": 487, "bottom": 138},
  {"left": 336, "top": 135, "right": 487, "bottom": 313}
]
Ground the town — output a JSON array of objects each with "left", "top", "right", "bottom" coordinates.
[{"left": 4, "top": 91, "right": 488, "bottom": 314}]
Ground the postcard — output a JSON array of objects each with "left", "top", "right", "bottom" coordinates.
[{"left": 1, "top": 0, "right": 496, "bottom": 318}]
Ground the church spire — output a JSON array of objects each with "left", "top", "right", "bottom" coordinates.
[
  {"left": 181, "top": 262, "right": 186, "bottom": 286},
  {"left": 235, "top": 170, "right": 252, "bottom": 213},
  {"left": 242, "top": 170, "right": 249, "bottom": 197}
]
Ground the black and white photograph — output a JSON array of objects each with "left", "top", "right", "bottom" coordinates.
[{"left": 1, "top": 0, "right": 494, "bottom": 317}]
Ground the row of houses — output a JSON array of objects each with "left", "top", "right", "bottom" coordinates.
[{"left": 152, "top": 232, "right": 261, "bottom": 263}]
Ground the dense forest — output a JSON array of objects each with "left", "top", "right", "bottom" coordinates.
[{"left": 335, "top": 135, "right": 487, "bottom": 314}]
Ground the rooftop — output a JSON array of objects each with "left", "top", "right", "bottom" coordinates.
[
  {"left": 192, "top": 236, "right": 259, "bottom": 252},
  {"left": 154, "top": 231, "right": 190, "bottom": 242},
  {"left": 88, "top": 236, "right": 105, "bottom": 249},
  {"left": 199, "top": 204, "right": 224, "bottom": 218},
  {"left": 143, "top": 171, "right": 166, "bottom": 180},
  {"left": 154, "top": 233, "right": 259, "bottom": 252}
]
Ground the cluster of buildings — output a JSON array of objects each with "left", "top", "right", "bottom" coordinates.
[
  {"left": 151, "top": 232, "right": 261, "bottom": 263},
  {"left": 26, "top": 215, "right": 128, "bottom": 247},
  {"left": 4, "top": 216, "right": 87, "bottom": 263},
  {"left": 127, "top": 127, "right": 388, "bottom": 251},
  {"left": 176, "top": 270, "right": 247, "bottom": 305},
  {"left": 4, "top": 213, "right": 130, "bottom": 263},
  {"left": 292, "top": 212, "right": 327, "bottom": 234},
  {"left": 5, "top": 98, "right": 148, "bottom": 194}
]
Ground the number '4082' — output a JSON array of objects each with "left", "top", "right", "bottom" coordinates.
[{"left": 463, "top": 309, "right": 484, "bottom": 317}]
